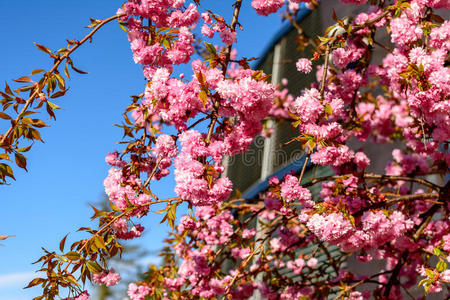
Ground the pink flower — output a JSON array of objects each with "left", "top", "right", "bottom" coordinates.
[
  {"left": 332, "top": 45, "right": 364, "bottom": 69},
  {"left": 201, "top": 24, "right": 214, "bottom": 38},
  {"left": 165, "top": 277, "right": 185, "bottom": 291},
  {"left": 231, "top": 247, "right": 251, "bottom": 259},
  {"left": 340, "top": 0, "right": 368, "bottom": 4},
  {"left": 92, "top": 269, "right": 121, "bottom": 286},
  {"left": 280, "top": 175, "right": 311, "bottom": 203},
  {"left": 63, "top": 291, "right": 90, "bottom": 300},
  {"left": 242, "top": 228, "right": 257, "bottom": 239},
  {"left": 390, "top": 15, "right": 422, "bottom": 47},
  {"left": 296, "top": 58, "right": 312, "bottom": 73},
  {"left": 354, "top": 152, "right": 370, "bottom": 169},
  {"left": 307, "top": 257, "right": 318, "bottom": 268},
  {"left": 293, "top": 88, "right": 323, "bottom": 123},
  {"left": 306, "top": 212, "right": 355, "bottom": 245},
  {"left": 111, "top": 218, "right": 128, "bottom": 235},
  {"left": 220, "top": 29, "right": 236, "bottom": 46},
  {"left": 429, "top": 21, "right": 450, "bottom": 51},
  {"left": 287, "top": 258, "right": 305, "bottom": 274},
  {"left": 310, "top": 146, "right": 355, "bottom": 167},
  {"left": 251, "top": 0, "right": 285, "bottom": 16},
  {"left": 128, "top": 283, "right": 151, "bottom": 300},
  {"left": 105, "top": 151, "right": 125, "bottom": 167},
  {"left": 153, "top": 134, "right": 178, "bottom": 158},
  {"left": 177, "top": 215, "right": 196, "bottom": 233}
]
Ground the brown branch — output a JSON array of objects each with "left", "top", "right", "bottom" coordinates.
[
  {"left": 205, "top": 0, "right": 242, "bottom": 145},
  {"left": 302, "top": 173, "right": 441, "bottom": 191},
  {"left": 143, "top": 156, "right": 163, "bottom": 188},
  {"left": 316, "top": 239, "right": 339, "bottom": 275},
  {"left": 297, "top": 155, "right": 309, "bottom": 184},
  {"left": 386, "top": 193, "right": 438, "bottom": 206},
  {"left": 225, "top": 243, "right": 263, "bottom": 295},
  {"left": 384, "top": 251, "right": 408, "bottom": 297},
  {"left": 333, "top": 270, "right": 393, "bottom": 300},
  {"left": 0, "top": 13, "right": 124, "bottom": 147},
  {"left": 363, "top": 174, "right": 440, "bottom": 191},
  {"left": 354, "top": 193, "right": 440, "bottom": 217},
  {"left": 319, "top": 40, "right": 334, "bottom": 99}
]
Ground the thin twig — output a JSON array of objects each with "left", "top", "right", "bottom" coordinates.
[
  {"left": 205, "top": 0, "right": 242, "bottom": 145},
  {"left": 297, "top": 155, "right": 310, "bottom": 184},
  {"left": 143, "top": 156, "right": 163, "bottom": 187},
  {"left": 0, "top": 13, "right": 124, "bottom": 146},
  {"left": 319, "top": 41, "right": 334, "bottom": 99}
]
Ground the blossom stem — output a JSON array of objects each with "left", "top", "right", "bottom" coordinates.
[
  {"left": 297, "top": 155, "right": 309, "bottom": 184},
  {"left": 205, "top": 0, "right": 242, "bottom": 145}
]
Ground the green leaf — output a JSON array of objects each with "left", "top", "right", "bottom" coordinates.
[
  {"left": 436, "top": 260, "right": 447, "bottom": 272},
  {"left": 56, "top": 48, "right": 68, "bottom": 54},
  {"left": 64, "top": 251, "right": 81, "bottom": 261},
  {"left": 86, "top": 261, "right": 102, "bottom": 274},
  {"left": 433, "top": 247, "right": 442, "bottom": 256},
  {"left": 47, "top": 101, "right": 61, "bottom": 110},
  {"left": 65, "top": 274, "right": 79, "bottom": 286},
  {"left": 54, "top": 74, "right": 65, "bottom": 90},
  {"left": 304, "top": 139, "right": 316, "bottom": 152},
  {"left": 94, "top": 235, "right": 106, "bottom": 249},
  {"left": 119, "top": 21, "right": 129, "bottom": 33},
  {"left": 162, "top": 38, "right": 171, "bottom": 48},
  {"left": 424, "top": 268, "right": 434, "bottom": 278},
  {"left": 204, "top": 42, "right": 217, "bottom": 57},
  {"left": 292, "top": 119, "right": 302, "bottom": 128}
]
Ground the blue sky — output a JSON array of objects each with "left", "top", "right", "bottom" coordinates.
[{"left": 0, "top": 1, "right": 286, "bottom": 299}]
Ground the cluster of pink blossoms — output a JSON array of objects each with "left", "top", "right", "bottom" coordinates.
[
  {"left": 63, "top": 291, "right": 90, "bottom": 300},
  {"left": 119, "top": 0, "right": 199, "bottom": 78},
  {"left": 92, "top": 269, "right": 121, "bottom": 287},
  {"left": 90, "top": 0, "right": 450, "bottom": 299},
  {"left": 200, "top": 12, "right": 236, "bottom": 45},
  {"left": 127, "top": 283, "right": 151, "bottom": 300},
  {"left": 251, "top": 0, "right": 311, "bottom": 16}
]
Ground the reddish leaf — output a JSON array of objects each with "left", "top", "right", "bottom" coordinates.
[
  {"left": 14, "top": 76, "right": 33, "bottom": 83},
  {"left": 34, "top": 42, "right": 51, "bottom": 54}
]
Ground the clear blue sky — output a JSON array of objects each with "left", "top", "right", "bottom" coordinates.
[{"left": 0, "top": 1, "right": 286, "bottom": 299}]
